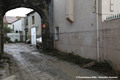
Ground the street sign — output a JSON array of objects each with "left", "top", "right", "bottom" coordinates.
[{"left": 42, "top": 24, "right": 46, "bottom": 28}]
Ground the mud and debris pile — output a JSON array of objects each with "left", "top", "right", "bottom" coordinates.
[
  {"left": 0, "top": 54, "right": 11, "bottom": 79},
  {"left": 41, "top": 49, "right": 120, "bottom": 78}
]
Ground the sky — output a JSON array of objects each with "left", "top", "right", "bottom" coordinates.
[{"left": 5, "top": 7, "right": 33, "bottom": 17}]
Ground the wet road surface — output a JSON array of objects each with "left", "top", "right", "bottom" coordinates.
[{"left": 4, "top": 43, "right": 116, "bottom": 80}]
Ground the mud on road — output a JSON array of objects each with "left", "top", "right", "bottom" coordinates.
[{"left": 3, "top": 43, "right": 117, "bottom": 80}]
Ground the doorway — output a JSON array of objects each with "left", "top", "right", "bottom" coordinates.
[{"left": 31, "top": 27, "right": 36, "bottom": 45}]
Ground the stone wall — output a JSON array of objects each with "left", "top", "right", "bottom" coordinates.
[
  {"left": 101, "top": 19, "right": 120, "bottom": 71},
  {"left": 0, "top": 0, "right": 53, "bottom": 53}
]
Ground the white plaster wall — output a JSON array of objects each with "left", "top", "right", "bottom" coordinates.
[
  {"left": 53, "top": 0, "right": 97, "bottom": 59},
  {"left": 102, "top": 0, "right": 120, "bottom": 21},
  {"left": 7, "top": 33, "right": 20, "bottom": 42},
  {"left": 12, "top": 19, "right": 22, "bottom": 32},
  {"left": 11, "top": 18, "right": 26, "bottom": 41}
]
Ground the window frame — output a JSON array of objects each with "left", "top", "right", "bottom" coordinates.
[
  {"left": 55, "top": 27, "right": 59, "bottom": 41},
  {"left": 32, "top": 16, "right": 35, "bottom": 24}
]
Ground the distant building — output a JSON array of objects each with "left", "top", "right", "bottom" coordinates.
[
  {"left": 3, "top": 16, "right": 18, "bottom": 29},
  {"left": 25, "top": 11, "right": 41, "bottom": 45},
  {"left": 3, "top": 16, "right": 26, "bottom": 42},
  {"left": 11, "top": 17, "right": 26, "bottom": 41}
]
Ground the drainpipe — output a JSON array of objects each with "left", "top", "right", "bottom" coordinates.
[{"left": 96, "top": 0, "right": 100, "bottom": 61}]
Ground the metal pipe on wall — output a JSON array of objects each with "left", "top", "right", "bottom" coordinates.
[{"left": 96, "top": 0, "right": 100, "bottom": 62}]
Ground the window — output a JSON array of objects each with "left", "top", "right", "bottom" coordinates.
[
  {"left": 26, "top": 19, "right": 28, "bottom": 25},
  {"left": 110, "top": 0, "right": 114, "bottom": 12},
  {"left": 13, "top": 25, "right": 14, "bottom": 30},
  {"left": 55, "top": 27, "right": 59, "bottom": 40},
  {"left": 32, "top": 16, "right": 35, "bottom": 24}
]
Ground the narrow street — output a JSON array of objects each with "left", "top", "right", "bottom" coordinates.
[{"left": 4, "top": 43, "right": 115, "bottom": 80}]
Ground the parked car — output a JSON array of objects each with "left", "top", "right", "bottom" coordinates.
[{"left": 36, "top": 37, "right": 42, "bottom": 49}]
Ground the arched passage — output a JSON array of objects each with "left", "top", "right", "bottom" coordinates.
[{"left": 0, "top": 0, "right": 53, "bottom": 55}]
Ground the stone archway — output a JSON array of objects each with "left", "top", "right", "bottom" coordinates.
[{"left": 0, "top": 0, "right": 54, "bottom": 55}]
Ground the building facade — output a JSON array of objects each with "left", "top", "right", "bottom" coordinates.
[
  {"left": 26, "top": 11, "right": 41, "bottom": 45},
  {"left": 12, "top": 18, "right": 26, "bottom": 41},
  {"left": 54, "top": 0, "right": 97, "bottom": 59},
  {"left": 3, "top": 16, "right": 18, "bottom": 29},
  {"left": 53, "top": 0, "right": 120, "bottom": 71},
  {"left": 102, "top": 0, "right": 120, "bottom": 21}
]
